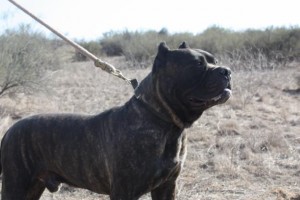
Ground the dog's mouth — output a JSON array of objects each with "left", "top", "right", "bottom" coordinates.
[
  {"left": 188, "top": 83, "right": 232, "bottom": 108},
  {"left": 210, "top": 87, "right": 232, "bottom": 104}
]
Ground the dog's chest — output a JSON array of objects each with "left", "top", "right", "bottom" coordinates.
[{"left": 151, "top": 131, "right": 187, "bottom": 187}]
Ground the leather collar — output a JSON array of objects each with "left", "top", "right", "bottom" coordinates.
[{"left": 134, "top": 81, "right": 185, "bottom": 129}]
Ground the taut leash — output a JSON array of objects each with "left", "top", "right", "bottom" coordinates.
[{"left": 8, "top": 0, "right": 138, "bottom": 89}]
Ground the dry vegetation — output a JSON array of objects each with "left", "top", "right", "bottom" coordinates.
[
  {"left": 1, "top": 54, "right": 299, "bottom": 200},
  {"left": 0, "top": 27, "right": 300, "bottom": 199}
]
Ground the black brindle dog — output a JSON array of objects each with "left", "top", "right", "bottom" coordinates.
[{"left": 0, "top": 42, "right": 231, "bottom": 200}]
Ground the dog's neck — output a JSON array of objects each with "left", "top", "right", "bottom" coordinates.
[{"left": 134, "top": 74, "right": 185, "bottom": 129}]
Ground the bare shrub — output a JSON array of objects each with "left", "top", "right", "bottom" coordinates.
[
  {"left": 217, "top": 48, "right": 283, "bottom": 71},
  {"left": 100, "top": 38, "right": 123, "bottom": 57},
  {"left": 73, "top": 40, "right": 103, "bottom": 62},
  {"left": 99, "top": 26, "right": 300, "bottom": 68},
  {"left": 297, "top": 75, "right": 300, "bottom": 89},
  {"left": 0, "top": 25, "right": 60, "bottom": 97}
]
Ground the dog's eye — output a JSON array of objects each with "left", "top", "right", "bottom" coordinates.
[
  {"left": 196, "top": 56, "right": 206, "bottom": 66},
  {"left": 195, "top": 60, "right": 204, "bottom": 66}
]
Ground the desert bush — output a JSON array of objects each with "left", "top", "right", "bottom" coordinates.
[
  {"left": 99, "top": 26, "right": 300, "bottom": 68},
  {"left": 100, "top": 30, "right": 196, "bottom": 66},
  {"left": 240, "top": 27, "right": 300, "bottom": 63},
  {"left": 217, "top": 48, "right": 284, "bottom": 71},
  {"left": 296, "top": 76, "right": 300, "bottom": 89},
  {"left": 100, "top": 31, "right": 124, "bottom": 57},
  {"left": 100, "top": 30, "right": 162, "bottom": 62},
  {"left": 73, "top": 40, "right": 103, "bottom": 62},
  {"left": 191, "top": 26, "right": 243, "bottom": 53},
  {"left": 0, "top": 25, "right": 60, "bottom": 97}
]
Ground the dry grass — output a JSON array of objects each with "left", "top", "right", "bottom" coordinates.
[{"left": 0, "top": 55, "right": 299, "bottom": 199}]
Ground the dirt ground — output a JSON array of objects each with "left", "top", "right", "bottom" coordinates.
[{"left": 0, "top": 58, "right": 299, "bottom": 200}]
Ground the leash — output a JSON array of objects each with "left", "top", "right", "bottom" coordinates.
[{"left": 8, "top": 0, "right": 138, "bottom": 90}]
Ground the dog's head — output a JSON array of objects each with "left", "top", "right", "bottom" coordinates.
[{"left": 136, "top": 42, "right": 232, "bottom": 127}]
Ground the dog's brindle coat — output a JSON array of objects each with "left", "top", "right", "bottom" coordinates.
[{"left": 0, "top": 42, "right": 231, "bottom": 200}]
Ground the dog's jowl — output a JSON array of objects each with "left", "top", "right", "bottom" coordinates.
[{"left": 0, "top": 42, "right": 231, "bottom": 200}]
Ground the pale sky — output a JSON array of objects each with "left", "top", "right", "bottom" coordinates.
[{"left": 1, "top": 0, "right": 299, "bottom": 40}]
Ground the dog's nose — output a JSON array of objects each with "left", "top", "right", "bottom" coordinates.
[{"left": 218, "top": 67, "right": 231, "bottom": 77}]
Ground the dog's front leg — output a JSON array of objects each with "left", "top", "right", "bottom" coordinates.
[{"left": 151, "top": 180, "right": 176, "bottom": 200}]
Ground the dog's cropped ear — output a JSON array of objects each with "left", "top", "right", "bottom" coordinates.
[
  {"left": 178, "top": 41, "right": 189, "bottom": 49},
  {"left": 152, "top": 42, "right": 170, "bottom": 74},
  {"left": 157, "top": 42, "right": 169, "bottom": 57}
]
